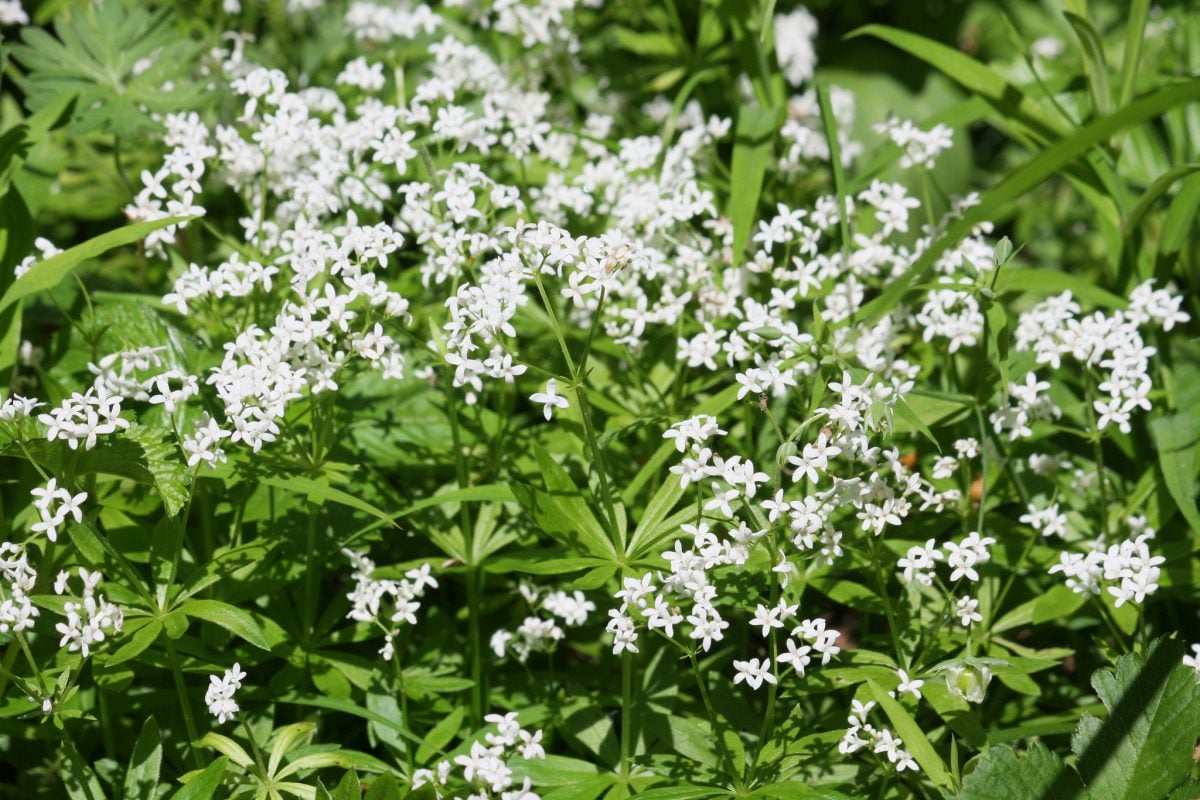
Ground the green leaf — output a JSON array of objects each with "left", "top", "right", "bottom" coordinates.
[
  {"left": 269, "top": 723, "right": 316, "bottom": 776},
  {"left": 1064, "top": 12, "right": 1112, "bottom": 118},
  {"left": 847, "top": 25, "right": 1065, "bottom": 144},
  {"left": 363, "top": 772, "right": 403, "bottom": 800},
  {"left": 0, "top": 216, "right": 193, "bottom": 316},
  {"left": 416, "top": 705, "right": 465, "bottom": 764},
  {"left": 178, "top": 599, "right": 272, "bottom": 651},
  {"left": 276, "top": 750, "right": 392, "bottom": 780},
  {"left": 276, "top": 693, "right": 423, "bottom": 747},
  {"left": 866, "top": 680, "right": 955, "bottom": 792},
  {"left": 10, "top": 0, "right": 204, "bottom": 137},
  {"left": 992, "top": 585, "right": 1087, "bottom": 634},
  {"left": 169, "top": 756, "right": 228, "bottom": 800},
  {"left": 1117, "top": 0, "right": 1152, "bottom": 108},
  {"left": 510, "top": 754, "right": 604, "bottom": 787},
  {"left": 992, "top": 268, "right": 1128, "bottom": 309},
  {"left": 956, "top": 741, "right": 1070, "bottom": 799},
  {"left": 749, "top": 785, "right": 854, "bottom": 800},
  {"left": 853, "top": 78, "right": 1200, "bottom": 326},
  {"left": 502, "top": 556, "right": 611, "bottom": 576},
  {"left": 1073, "top": 639, "right": 1200, "bottom": 800},
  {"left": 195, "top": 733, "right": 253, "bottom": 770},
  {"left": 123, "top": 425, "right": 191, "bottom": 516},
  {"left": 1148, "top": 414, "right": 1200, "bottom": 533},
  {"left": 817, "top": 81, "right": 852, "bottom": 267},
  {"left": 728, "top": 104, "right": 779, "bottom": 260},
  {"left": 62, "top": 744, "right": 108, "bottom": 800},
  {"left": 258, "top": 473, "right": 396, "bottom": 528},
  {"left": 1122, "top": 164, "right": 1200, "bottom": 237},
  {"left": 332, "top": 770, "right": 362, "bottom": 800},
  {"left": 510, "top": 446, "right": 617, "bottom": 560},
  {"left": 1159, "top": 173, "right": 1200, "bottom": 261},
  {"left": 0, "top": 186, "right": 32, "bottom": 381},
  {"left": 626, "top": 474, "right": 685, "bottom": 559},
  {"left": 561, "top": 702, "right": 620, "bottom": 768},
  {"left": 123, "top": 718, "right": 163, "bottom": 800},
  {"left": 107, "top": 619, "right": 162, "bottom": 666},
  {"left": 893, "top": 397, "right": 941, "bottom": 452}
]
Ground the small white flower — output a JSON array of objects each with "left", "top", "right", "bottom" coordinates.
[
  {"left": 732, "top": 657, "right": 776, "bottom": 690},
  {"left": 530, "top": 379, "right": 569, "bottom": 421}
]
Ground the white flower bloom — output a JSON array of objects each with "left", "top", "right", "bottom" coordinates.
[
  {"left": 530, "top": 379, "right": 569, "bottom": 421},
  {"left": 205, "top": 663, "right": 247, "bottom": 724}
]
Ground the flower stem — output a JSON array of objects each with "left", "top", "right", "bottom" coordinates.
[
  {"left": 166, "top": 638, "right": 205, "bottom": 771},
  {"left": 688, "top": 650, "right": 743, "bottom": 792},
  {"left": 619, "top": 650, "right": 635, "bottom": 781}
]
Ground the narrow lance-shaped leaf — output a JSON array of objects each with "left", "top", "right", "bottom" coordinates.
[
  {"left": 728, "top": 104, "right": 779, "bottom": 260},
  {"left": 0, "top": 216, "right": 193, "bottom": 315}
]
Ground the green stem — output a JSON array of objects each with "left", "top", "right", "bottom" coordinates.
[
  {"left": 870, "top": 536, "right": 907, "bottom": 669},
  {"left": 14, "top": 630, "right": 49, "bottom": 697},
  {"left": 466, "top": 565, "right": 484, "bottom": 721},
  {"left": 61, "top": 731, "right": 102, "bottom": 800},
  {"left": 530, "top": 268, "right": 621, "bottom": 547},
  {"left": 688, "top": 650, "right": 743, "bottom": 791},
  {"left": 393, "top": 649, "right": 413, "bottom": 776},
  {"left": 441, "top": 363, "right": 483, "bottom": 720},
  {"left": 1083, "top": 378, "right": 1110, "bottom": 537},
  {"left": 619, "top": 651, "right": 634, "bottom": 780},
  {"left": 166, "top": 639, "right": 205, "bottom": 771},
  {"left": 239, "top": 717, "right": 269, "bottom": 780},
  {"left": 302, "top": 508, "right": 318, "bottom": 642}
]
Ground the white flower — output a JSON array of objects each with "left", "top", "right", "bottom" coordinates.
[
  {"left": 1183, "top": 644, "right": 1200, "bottom": 674},
  {"left": 732, "top": 657, "right": 776, "bottom": 690},
  {"left": 776, "top": 638, "right": 813, "bottom": 677},
  {"left": 895, "top": 669, "right": 924, "bottom": 699},
  {"left": 955, "top": 596, "right": 983, "bottom": 627},
  {"left": 530, "top": 379, "right": 569, "bottom": 421}
]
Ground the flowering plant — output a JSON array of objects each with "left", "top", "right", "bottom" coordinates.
[{"left": 1, "top": 0, "right": 1199, "bottom": 798}]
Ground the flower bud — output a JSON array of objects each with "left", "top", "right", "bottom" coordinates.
[
  {"left": 751, "top": 326, "right": 784, "bottom": 342},
  {"left": 945, "top": 662, "right": 992, "bottom": 704},
  {"left": 776, "top": 440, "right": 798, "bottom": 469},
  {"left": 993, "top": 236, "right": 1013, "bottom": 267}
]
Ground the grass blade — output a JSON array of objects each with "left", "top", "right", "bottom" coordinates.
[{"left": 1065, "top": 12, "right": 1113, "bottom": 118}]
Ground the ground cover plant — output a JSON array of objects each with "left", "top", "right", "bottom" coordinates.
[{"left": 0, "top": 0, "right": 1199, "bottom": 797}]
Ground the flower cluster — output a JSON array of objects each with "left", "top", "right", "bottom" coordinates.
[
  {"left": 53, "top": 568, "right": 124, "bottom": 659},
  {"left": 1049, "top": 519, "right": 1165, "bottom": 607},
  {"left": 490, "top": 582, "right": 596, "bottom": 663},
  {"left": 343, "top": 549, "right": 438, "bottom": 660},
  {"left": 0, "top": 543, "right": 38, "bottom": 635},
  {"left": 205, "top": 662, "right": 248, "bottom": 724},
  {"left": 37, "top": 388, "right": 130, "bottom": 451},
  {"left": 413, "top": 711, "right": 546, "bottom": 800},
  {"left": 1012, "top": 283, "right": 1187, "bottom": 435},
  {"left": 30, "top": 478, "right": 88, "bottom": 543},
  {"left": 837, "top": 700, "right": 919, "bottom": 773}
]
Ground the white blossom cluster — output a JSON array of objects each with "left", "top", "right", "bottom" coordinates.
[
  {"left": 205, "top": 662, "right": 247, "bottom": 724},
  {"left": 36, "top": 387, "right": 130, "bottom": 451},
  {"left": 29, "top": 478, "right": 87, "bottom": 543},
  {"left": 837, "top": 699, "right": 918, "bottom": 773},
  {"left": 0, "top": 543, "right": 39, "bottom": 635},
  {"left": 53, "top": 567, "right": 124, "bottom": 659},
  {"left": 342, "top": 549, "right": 438, "bottom": 661},
  {"left": 1012, "top": 284, "right": 1188, "bottom": 436},
  {"left": 1048, "top": 517, "right": 1165, "bottom": 607},
  {"left": 490, "top": 582, "right": 596, "bottom": 663},
  {"left": 873, "top": 118, "right": 955, "bottom": 170},
  {"left": 413, "top": 711, "right": 546, "bottom": 800}
]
